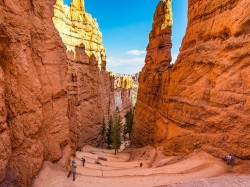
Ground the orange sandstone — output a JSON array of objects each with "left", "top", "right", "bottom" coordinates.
[
  {"left": 0, "top": 0, "right": 69, "bottom": 186},
  {"left": 53, "top": 0, "right": 115, "bottom": 150},
  {"left": 132, "top": 0, "right": 250, "bottom": 159},
  {"left": 0, "top": 0, "right": 133, "bottom": 186}
]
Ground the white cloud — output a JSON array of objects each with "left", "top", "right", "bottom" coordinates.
[
  {"left": 107, "top": 53, "right": 179, "bottom": 74},
  {"left": 126, "top": 50, "right": 146, "bottom": 56},
  {"left": 107, "top": 57, "right": 145, "bottom": 66},
  {"left": 107, "top": 57, "right": 145, "bottom": 74}
]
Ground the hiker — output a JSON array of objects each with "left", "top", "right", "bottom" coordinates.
[
  {"left": 226, "top": 154, "right": 233, "bottom": 165},
  {"left": 67, "top": 159, "right": 77, "bottom": 181},
  {"left": 140, "top": 163, "right": 143, "bottom": 168},
  {"left": 82, "top": 158, "right": 86, "bottom": 166}
]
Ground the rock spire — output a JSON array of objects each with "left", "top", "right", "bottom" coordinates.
[{"left": 71, "top": 0, "right": 85, "bottom": 11}]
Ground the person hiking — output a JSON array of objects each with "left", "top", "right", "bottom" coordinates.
[
  {"left": 67, "top": 159, "right": 77, "bottom": 181},
  {"left": 226, "top": 153, "right": 233, "bottom": 165},
  {"left": 82, "top": 158, "right": 86, "bottom": 166}
]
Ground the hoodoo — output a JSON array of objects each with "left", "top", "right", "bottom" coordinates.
[
  {"left": 132, "top": 0, "right": 173, "bottom": 146},
  {"left": 71, "top": 0, "right": 85, "bottom": 11},
  {"left": 132, "top": 0, "right": 250, "bottom": 159}
]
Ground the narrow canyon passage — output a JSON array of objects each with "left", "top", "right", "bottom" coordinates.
[{"left": 0, "top": 0, "right": 250, "bottom": 186}]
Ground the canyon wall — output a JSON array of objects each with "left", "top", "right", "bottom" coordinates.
[
  {"left": 0, "top": 0, "right": 124, "bottom": 185},
  {"left": 133, "top": 0, "right": 250, "bottom": 159},
  {"left": 132, "top": 0, "right": 173, "bottom": 146},
  {"left": 0, "top": 0, "right": 70, "bottom": 186},
  {"left": 53, "top": 0, "right": 115, "bottom": 150}
]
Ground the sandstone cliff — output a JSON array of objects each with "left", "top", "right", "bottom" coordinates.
[
  {"left": 133, "top": 0, "right": 250, "bottom": 159},
  {"left": 132, "top": 0, "right": 172, "bottom": 146},
  {"left": 0, "top": 0, "right": 70, "bottom": 186},
  {"left": 0, "top": 0, "right": 119, "bottom": 185},
  {"left": 53, "top": 0, "right": 116, "bottom": 150}
]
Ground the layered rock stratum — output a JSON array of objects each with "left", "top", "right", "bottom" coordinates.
[{"left": 132, "top": 0, "right": 250, "bottom": 159}]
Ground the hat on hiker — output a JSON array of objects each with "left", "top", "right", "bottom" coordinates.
[{"left": 72, "top": 160, "right": 76, "bottom": 163}]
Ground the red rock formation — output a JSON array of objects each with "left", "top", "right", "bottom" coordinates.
[
  {"left": 53, "top": 0, "right": 115, "bottom": 150},
  {"left": 133, "top": 0, "right": 250, "bottom": 159},
  {"left": 0, "top": 0, "right": 116, "bottom": 185},
  {"left": 0, "top": 0, "right": 70, "bottom": 186},
  {"left": 132, "top": 0, "right": 172, "bottom": 146}
]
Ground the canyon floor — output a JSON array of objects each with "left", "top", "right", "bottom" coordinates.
[{"left": 32, "top": 146, "right": 250, "bottom": 187}]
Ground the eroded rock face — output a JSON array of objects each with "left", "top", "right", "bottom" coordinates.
[
  {"left": 114, "top": 74, "right": 133, "bottom": 117},
  {"left": 53, "top": 0, "right": 115, "bottom": 150},
  {"left": 132, "top": 0, "right": 173, "bottom": 146},
  {"left": 132, "top": 0, "right": 250, "bottom": 159},
  {"left": 0, "top": 0, "right": 70, "bottom": 186},
  {"left": 0, "top": 0, "right": 119, "bottom": 185}
]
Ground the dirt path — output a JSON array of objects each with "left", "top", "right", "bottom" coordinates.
[
  {"left": 32, "top": 146, "right": 249, "bottom": 187},
  {"left": 163, "top": 175, "right": 250, "bottom": 187}
]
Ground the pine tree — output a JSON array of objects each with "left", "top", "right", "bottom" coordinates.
[
  {"left": 106, "top": 117, "right": 113, "bottom": 149},
  {"left": 101, "top": 119, "right": 106, "bottom": 145},
  {"left": 111, "top": 109, "right": 122, "bottom": 154},
  {"left": 124, "top": 109, "right": 134, "bottom": 138}
]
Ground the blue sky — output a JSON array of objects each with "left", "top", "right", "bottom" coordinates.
[{"left": 63, "top": 0, "right": 188, "bottom": 74}]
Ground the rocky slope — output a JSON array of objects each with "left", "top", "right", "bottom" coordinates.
[
  {"left": 0, "top": 0, "right": 70, "bottom": 186},
  {"left": 132, "top": 0, "right": 250, "bottom": 159}
]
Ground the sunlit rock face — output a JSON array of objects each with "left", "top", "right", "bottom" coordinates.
[
  {"left": 0, "top": 0, "right": 117, "bottom": 185},
  {"left": 0, "top": 0, "right": 70, "bottom": 186},
  {"left": 114, "top": 74, "right": 134, "bottom": 117},
  {"left": 131, "top": 73, "right": 139, "bottom": 106},
  {"left": 132, "top": 0, "right": 173, "bottom": 146},
  {"left": 132, "top": 0, "right": 250, "bottom": 159},
  {"left": 53, "top": 0, "right": 115, "bottom": 150},
  {"left": 53, "top": 0, "right": 106, "bottom": 70}
]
